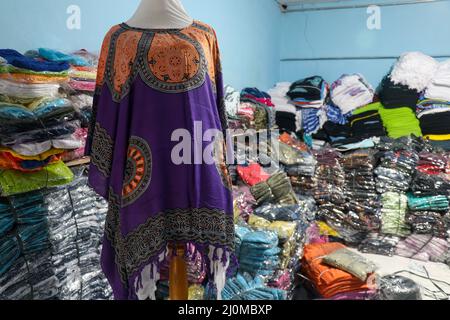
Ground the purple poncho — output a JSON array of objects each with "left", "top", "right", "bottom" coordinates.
[{"left": 86, "top": 21, "right": 235, "bottom": 300}]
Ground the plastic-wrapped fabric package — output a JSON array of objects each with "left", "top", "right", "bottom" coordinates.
[
  {"left": 358, "top": 233, "right": 400, "bottom": 256},
  {"left": 216, "top": 273, "right": 287, "bottom": 300},
  {"left": 406, "top": 211, "right": 448, "bottom": 239},
  {"left": 237, "top": 163, "right": 271, "bottom": 187},
  {"left": 254, "top": 200, "right": 317, "bottom": 223},
  {"left": 44, "top": 166, "right": 112, "bottom": 300},
  {"left": 375, "top": 149, "right": 419, "bottom": 193},
  {"left": 0, "top": 99, "right": 76, "bottom": 137},
  {"left": 0, "top": 252, "right": 59, "bottom": 300},
  {"left": 407, "top": 194, "right": 449, "bottom": 212},
  {"left": 341, "top": 150, "right": 380, "bottom": 230},
  {"left": 395, "top": 234, "right": 449, "bottom": 263},
  {"left": 417, "top": 152, "right": 449, "bottom": 175},
  {"left": 377, "top": 275, "right": 422, "bottom": 300},
  {"left": 411, "top": 172, "right": 450, "bottom": 197},
  {"left": 250, "top": 172, "right": 299, "bottom": 206},
  {"left": 232, "top": 185, "right": 256, "bottom": 222},
  {"left": 322, "top": 248, "right": 377, "bottom": 281},
  {"left": 0, "top": 119, "right": 81, "bottom": 147},
  {"left": 0, "top": 79, "right": 61, "bottom": 100},
  {"left": 380, "top": 192, "right": 411, "bottom": 237},
  {"left": 238, "top": 230, "right": 281, "bottom": 278},
  {"left": 290, "top": 175, "right": 317, "bottom": 196},
  {"left": 312, "top": 149, "right": 346, "bottom": 206}
]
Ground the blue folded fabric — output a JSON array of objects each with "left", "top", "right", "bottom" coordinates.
[
  {"left": 38, "top": 48, "right": 89, "bottom": 67},
  {"left": 220, "top": 273, "right": 287, "bottom": 300},
  {"left": 0, "top": 49, "right": 70, "bottom": 72}
]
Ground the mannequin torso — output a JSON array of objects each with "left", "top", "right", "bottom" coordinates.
[{"left": 127, "top": 0, "right": 193, "bottom": 29}]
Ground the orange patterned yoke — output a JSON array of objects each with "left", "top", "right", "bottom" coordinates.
[{"left": 96, "top": 21, "right": 221, "bottom": 101}]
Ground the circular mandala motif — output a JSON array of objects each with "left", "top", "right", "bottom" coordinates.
[{"left": 122, "top": 136, "right": 152, "bottom": 207}]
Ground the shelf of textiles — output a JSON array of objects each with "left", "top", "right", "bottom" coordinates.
[
  {"left": 0, "top": 48, "right": 98, "bottom": 197},
  {"left": 252, "top": 52, "right": 450, "bottom": 152},
  {"left": 0, "top": 165, "right": 112, "bottom": 300},
  {"left": 224, "top": 80, "right": 450, "bottom": 300}
]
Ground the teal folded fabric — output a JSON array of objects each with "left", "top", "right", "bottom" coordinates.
[
  {"left": 38, "top": 48, "right": 89, "bottom": 67},
  {"left": 407, "top": 193, "right": 449, "bottom": 212}
]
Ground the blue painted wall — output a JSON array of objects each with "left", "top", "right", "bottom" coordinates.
[
  {"left": 0, "top": 0, "right": 281, "bottom": 90},
  {"left": 279, "top": 0, "right": 450, "bottom": 88}
]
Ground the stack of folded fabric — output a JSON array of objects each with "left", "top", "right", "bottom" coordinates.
[
  {"left": 0, "top": 191, "right": 55, "bottom": 300},
  {"left": 301, "top": 243, "right": 374, "bottom": 299},
  {"left": 66, "top": 49, "right": 98, "bottom": 94},
  {"left": 340, "top": 150, "right": 380, "bottom": 231},
  {"left": 287, "top": 76, "right": 328, "bottom": 134},
  {"left": 0, "top": 48, "right": 83, "bottom": 196},
  {"left": 279, "top": 142, "right": 317, "bottom": 177},
  {"left": 358, "top": 233, "right": 400, "bottom": 256},
  {"left": 45, "top": 167, "right": 112, "bottom": 300},
  {"left": 237, "top": 163, "right": 271, "bottom": 187},
  {"left": 378, "top": 76, "right": 420, "bottom": 110},
  {"left": 407, "top": 193, "right": 449, "bottom": 212},
  {"left": 379, "top": 105, "right": 422, "bottom": 139},
  {"left": 252, "top": 202, "right": 311, "bottom": 294},
  {"left": 241, "top": 87, "right": 274, "bottom": 107},
  {"left": 236, "top": 99, "right": 274, "bottom": 131},
  {"left": 390, "top": 52, "right": 438, "bottom": 93},
  {"left": 312, "top": 148, "right": 345, "bottom": 206},
  {"left": 250, "top": 172, "right": 299, "bottom": 206},
  {"left": 406, "top": 211, "right": 448, "bottom": 239},
  {"left": 238, "top": 230, "right": 281, "bottom": 278},
  {"left": 43, "top": 49, "right": 98, "bottom": 161},
  {"left": 223, "top": 85, "right": 241, "bottom": 118},
  {"left": 348, "top": 107, "right": 386, "bottom": 140},
  {"left": 330, "top": 74, "right": 374, "bottom": 115},
  {"left": 419, "top": 61, "right": 450, "bottom": 149},
  {"left": 269, "top": 83, "right": 302, "bottom": 134},
  {"left": 379, "top": 192, "right": 411, "bottom": 237},
  {"left": 287, "top": 76, "right": 328, "bottom": 109},
  {"left": 395, "top": 234, "right": 449, "bottom": 263},
  {"left": 218, "top": 273, "right": 287, "bottom": 300},
  {"left": 375, "top": 149, "right": 419, "bottom": 193},
  {"left": 0, "top": 252, "right": 58, "bottom": 300},
  {"left": 417, "top": 152, "right": 449, "bottom": 176}
]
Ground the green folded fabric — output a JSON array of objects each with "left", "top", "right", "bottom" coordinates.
[
  {"left": 0, "top": 161, "right": 74, "bottom": 196},
  {"left": 352, "top": 102, "right": 382, "bottom": 116},
  {"left": 379, "top": 107, "right": 422, "bottom": 139},
  {"left": 0, "top": 65, "right": 69, "bottom": 76},
  {"left": 353, "top": 102, "right": 422, "bottom": 139}
]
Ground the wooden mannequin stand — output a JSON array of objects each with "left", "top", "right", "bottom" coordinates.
[{"left": 169, "top": 244, "right": 189, "bottom": 300}]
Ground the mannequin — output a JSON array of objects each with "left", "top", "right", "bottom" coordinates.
[{"left": 127, "top": 0, "right": 193, "bottom": 29}]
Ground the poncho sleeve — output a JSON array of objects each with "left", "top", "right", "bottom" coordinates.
[
  {"left": 85, "top": 25, "right": 122, "bottom": 199},
  {"left": 211, "top": 29, "right": 228, "bottom": 137}
]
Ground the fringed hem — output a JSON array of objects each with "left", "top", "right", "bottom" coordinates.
[{"left": 129, "top": 242, "right": 237, "bottom": 301}]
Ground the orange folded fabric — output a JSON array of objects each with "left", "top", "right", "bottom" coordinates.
[
  {"left": 0, "top": 73, "right": 68, "bottom": 84},
  {"left": 302, "top": 243, "right": 369, "bottom": 298}
]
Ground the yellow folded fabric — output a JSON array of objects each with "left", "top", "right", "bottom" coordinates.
[
  {"left": 317, "top": 221, "right": 340, "bottom": 237},
  {"left": 0, "top": 147, "right": 64, "bottom": 160},
  {"left": 425, "top": 134, "right": 450, "bottom": 141}
]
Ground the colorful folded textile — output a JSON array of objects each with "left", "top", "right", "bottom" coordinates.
[
  {"left": 302, "top": 243, "right": 370, "bottom": 298},
  {"left": 395, "top": 234, "right": 449, "bottom": 263},
  {"left": 38, "top": 48, "right": 89, "bottom": 67},
  {"left": 390, "top": 52, "right": 438, "bottom": 92},
  {"left": 0, "top": 49, "right": 70, "bottom": 72},
  {"left": 0, "top": 161, "right": 74, "bottom": 196},
  {"left": 330, "top": 74, "right": 374, "bottom": 114}
]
